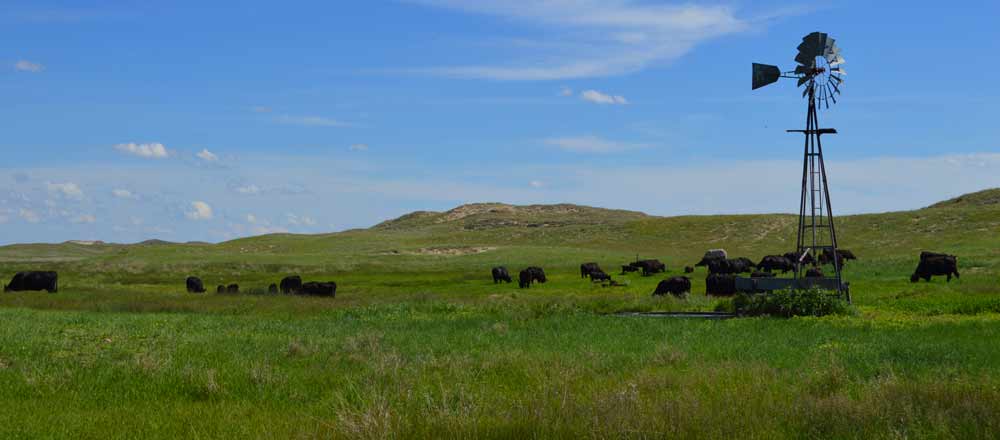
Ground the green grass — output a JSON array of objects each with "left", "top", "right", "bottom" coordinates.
[{"left": 1, "top": 191, "right": 999, "bottom": 438}]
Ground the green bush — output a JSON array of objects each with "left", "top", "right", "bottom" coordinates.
[{"left": 731, "top": 288, "right": 851, "bottom": 318}]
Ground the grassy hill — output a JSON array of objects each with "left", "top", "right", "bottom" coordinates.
[{"left": 0, "top": 189, "right": 999, "bottom": 438}]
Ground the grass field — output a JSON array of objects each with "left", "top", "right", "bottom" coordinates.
[{"left": 1, "top": 190, "right": 999, "bottom": 438}]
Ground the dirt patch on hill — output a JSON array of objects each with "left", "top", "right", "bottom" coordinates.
[{"left": 377, "top": 246, "right": 497, "bottom": 256}]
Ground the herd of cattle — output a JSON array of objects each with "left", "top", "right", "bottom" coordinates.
[
  {"left": 183, "top": 275, "right": 337, "bottom": 297},
  {"left": 489, "top": 248, "right": 963, "bottom": 297},
  {"left": 0, "top": 250, "right": 963, "bottom": 296}
]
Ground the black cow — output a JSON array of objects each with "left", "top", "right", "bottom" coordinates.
[
  {"left": 631, "top": 259, "right": 666, "bottom": 276},
  {"left": 4, "top": 271, "right": 58, "bottom": 293},
  {"left": 226, "top": 284, "right": 240, "bottom": 294},
  {"left": 750, "top": 271, "right": 776, "bottom": 278},
  {"left": 186, "top": 276, "right": 206, "bottom": 293},
  {"left": 805, "top": 268, "right": 825, "bottom": 278},
  {"left": 695, "top": 249, "right": 728, "bottom": 267},
  {"left": 216, "top": 285, "right": 225, "bottom": 294},
  {"left": 492, "top": 266, "right": 512, "bottom": 284},
  {"left": 580, "top": 262, "right": 602, "bottom": 279},
  {"left": 589, "top": 270, "right": 612, "bottom": 283},
  {"left": 757, "top": 255, "right": 795, "bottom": 273},
  {"left": 518, "top": 267, "right": 547, "bottom": 289},
  {"left": 911, "top": 252, "right": 960, "bottom": 283},
  {"left": 706, "top": 274, "right": 736, "bottom": 296},
  {"left": 301, "top": 281, "right": 337, "bottom": 297},
  {"left": 653, "top": 277, "right": 691, "bottom": 297},
  {"left": 708, "top": 258, "right": 755, "bottom": 275},
  {"left": 268, "top": 284, "right": 278, "bottom": 294},
  {"left": 784, "top": 251, "right": 816, "bottom": 266},
  {"left": 819, "top": 249, "right": 858, "bottom": 266},
  {"left": 684, "top": 266, "right": 695, "bottom": 274},
  {"left": 620, "top": 264, "right": 639, "bottom": 275},
  {"left": 280, "top": 276, "right": 303, "bottom": 294}
]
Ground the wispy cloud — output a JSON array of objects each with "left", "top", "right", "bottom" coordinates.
[
  {"left": 112, "top": 189, "right": 136, "bottom": 199},
  {"left": 46, "top": 182, "right": 84, "bottom": 200},
  {"left": 349, "top": 144, "right": 369, "bottom": 152},
  {"left": 115, "top": 142, "right": 170, "bottom": 159},
  {"left": 19, "top": 208, "right": 40, "bottom": 223},
  {"left": 545, "top": 135, "right": 647, "bottom": 153},
  {"left": 71, "top": 214, "right": 96, "bottom": 224},
  {"left": 14, "top": 60, "right": 44, "bottom": 73},
  {"left": 277, "top": 115, "right": 352, "bottom": 128},
  {"left": 196, "top": 149, "right": 219, "bottom": 162},
  {"left": 185, "top": 201, "right": 214, "bottom": 221},
  {"left": 580, "top": 89, "right": 628, "bottom": 105},
  {"left": 409, "top": 0, "right": 761, "bottom": 80}
]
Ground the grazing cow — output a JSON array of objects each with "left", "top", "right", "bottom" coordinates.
[
  {"left": 226, "top": 284, "right": 240, "bottom": 294},
  {"left": 911, "top": 252, "right": 960, "bottom": 283},
  {"left": 268, "top": 284, "right": 278, "bottom": 294},
  {"left": 589, "top": 270, "right": 612, "bottom": 283},
  {"left": 684, "top": 266, "right": 694, "bottom": 274},
  {"left": 621, "top": 264, "right": 639, "bottom": 275},
  {"left": 750, "top": 271, "right": 776, "bottom": 278},
  {"left": 695, "top": 249, "right": 728, "bottom": 267},
  {"left": 784, "top": 251, "right": 816, "bottom": 266},
  {"left": 757, "top": 255, "right": 795, "bottom": 274},
  {"left": 3, "top": 271, "right": 58, "bottom": 293},
  {"left": 820, "top": 249, "right": 858, "bottom": 266},
  {"left": 518, "top": 267, "right": 547, "bottom": 289},
  {"left": 805, "top": 268, "right": 825, "bottom": 278},
  {"left": 630, "top": 259, "right": 666, "bottom": 276},
  {"left": 300, "top": 281, "right": 337, "bottom": 297},
  {"left": 216, "top": 285, "right": 225, "bottom": 294},
  {"left": 280, "top": 276, "right": 303, "bottom": 294},
  {"left": 492, "top": 266, "right": 513, "bottom": 284},
  {"left": 580, "top": 262, "right": 602, "bottom": 279},
  {"left": 186, "top": 276, "right": 206, "bottom": 293},
  {"left": 708, "top": 258, "right": 755, "bottom": 275},
  {"left": 653, "top": 277, "right": 691, "bottom": 297},
  {"left": 706, "top": 274, "right": 737, "bottom": 296}
]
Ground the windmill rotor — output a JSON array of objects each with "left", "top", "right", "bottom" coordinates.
[{"left": 751, "top": 31, "right": 846, "bottom": 108}]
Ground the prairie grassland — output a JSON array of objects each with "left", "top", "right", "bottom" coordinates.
[{"left": 1, "top": 191, "right": 999, "bottom": 438}]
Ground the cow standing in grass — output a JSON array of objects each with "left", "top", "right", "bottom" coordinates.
[
  {"left": 757, "top": 255, "right": 795, "bottom": 274},
  {"left": 654, "top": 277, "right": 691, "bottom": 297},
  {"left": 280, "top": 276, "right": 303, "bottom": 294},
  {"left": 911, "top": 252, "right": 960, "bottom": 282},
  {"left": 580, "top": 262, "right": 602, "bottom": 279},
  {"left": 491, "top": 266, "right": 512, "bottom": 284},
  {"left": 589, "top": 270, "right": 612, "bottom": 283},
  {"left": 4, "top": 271, "right": 58, "bottom": 293},
  {"left": 186, "top": 276, "right": 206, "bottom": 293},
  {"left": 519, "top": 267, "right": 547, "bottom": 289},
  {"left": 706, "top": 274, "right": 736, "bottom": 296}
]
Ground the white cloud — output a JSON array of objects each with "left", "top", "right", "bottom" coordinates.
[
  {"left": 115, "top": 142, "right": 170, "bottom": 159},
  {"left": 196, "top": 149, "right": 219, "bottom": 162},
  {"left": 349, "top": 144, "right": 369, "bottom": 152},
  {"left": 580, "top": 89, "right": 628, "bottom": 105},
  {"left": 185, "top": 201, "right": 214, "bottom": 221},
  {"left": 277, "top": 115, "right": 352, "bottom": 128},
  {"left": 14, "top": 60, "right": 44, "bottom": 72},
  {"left": 47, "top": 182, "right": 84, "bottom": 199},
  {"left": 286, "top": 213, "right": 317, "bottom": 226},
  {"left": 529, "top": 180, "right": 544, "bottom": 188},
  {"left": 560, "top": 87, "right": 574, "bottom": 97},
  {"left": 246, "top": 214, "right": 257, "bottom": 223},
  {"left": 19, "top": 208, "right": 40, "bottom": 223},
  {"left": 72, "top": 214, "right": 96, "bottom": 224},
  {"left": 411, "top": 1, "right": 754, "bottom": 80},
  {"left": 544, "top": 135, "right": 646, "bottom": 153},
  {"left": 112, "top": 189, "right": 135, "bottom": 199},
  {"left": 235, "top": 184, "right": 261, "bottom": 195}
]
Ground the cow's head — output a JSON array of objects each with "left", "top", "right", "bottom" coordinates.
[{"left": 909, "top": 273, "right": 919, "bottom": 283}]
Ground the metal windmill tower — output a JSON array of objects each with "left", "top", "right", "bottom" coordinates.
[{"left": 752, "top": 32, "right": 848, "bottom": 297}]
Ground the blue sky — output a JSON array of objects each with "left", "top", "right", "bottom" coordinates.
[{"left": 2, "top": 0, "right": 999, "bottom": 244}]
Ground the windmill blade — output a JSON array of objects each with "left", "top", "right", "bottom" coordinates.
[
  {"left": 829, "top": 78, "right": 841, "bottom": 94},
  {"left": 823, "top": 37, "right": 837, "bottom": 56},
  {"left": 794, "top": 65, "right": 813, "bottom": 75},
  {"left": 830, "top": 74, "right": 844, "bottom": 85},
  {"left": 795, "top": 52, "right": 816, "bottom": 67},
  {"left": 826, "top": 84, "right": 838, "bottom": 104},
  {"left": 831, "top": 67, "right": 847, "bottom": 75},
  {"left": 798, "top": 75, "right": 811, "bottom": 87},
  {"left": 828, "top": 55, "right": 846, "bottom": 66}
]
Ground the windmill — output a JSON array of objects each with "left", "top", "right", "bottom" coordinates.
[{"left": 752, "top": 32, "right": 848, "bottom": 299}]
